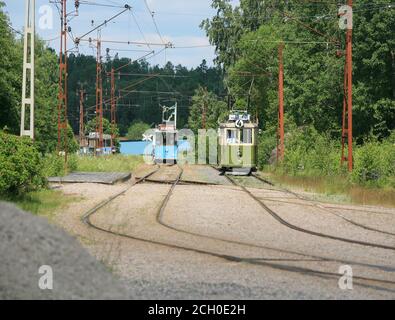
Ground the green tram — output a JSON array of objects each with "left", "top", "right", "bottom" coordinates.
[{"left": 218, "top": 111, "right": 259, "bottom": 175}]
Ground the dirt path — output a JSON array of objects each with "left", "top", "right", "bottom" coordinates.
[{"left": 51, "top": 165, "right": 395, "bottom": 299}]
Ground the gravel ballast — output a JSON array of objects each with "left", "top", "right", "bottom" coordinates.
[{"left": 0, "top": 201, "right": 131, "bottom": 300}]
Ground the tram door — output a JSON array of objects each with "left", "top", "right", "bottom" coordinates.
[{"left": 154, "top": 131, "right": 177, "bottom": 164}]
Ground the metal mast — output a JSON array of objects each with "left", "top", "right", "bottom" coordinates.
[
  {"left": 57, "top": 0, "right": 68, "bottom": 162},
  {"left": 20, "top": 0, "right": 35, "bottom": 139}
]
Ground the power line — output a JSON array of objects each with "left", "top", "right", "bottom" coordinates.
[
  {"left": 78, "top": 0, "right": 128, "bottom": 9},
  {"left": 117, "top": 73, "right": 190, "bottom": 78},
  {"left": 171, "top": 44, "right": 213, "bottom": 49},
  {"left": 6, "top": 22, "right": 23, "bottom": 36},
  {"left": 142, "top": 0, "right": 165, "bottom": 44},
  {"left": 75, "top": 5, "right": 131, "bottom": 43},
  {"left": 131, "top": 11, "right": 152, "bottom": 51},
  {"left": 78, "top": 38, "right": 172, "bottom": 47},
  {"left": 106, "top": 48, "right": 152, "bottom": 53}
]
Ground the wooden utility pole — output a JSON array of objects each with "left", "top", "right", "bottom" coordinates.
[
  {"left": 341, "top": 0, "right": 353, "bottom": 171},
  {"left": 79, "top": 88, "right": 85, "bottom": 147},
  {"left": 95, "top": 37, "right": 103, "bottom": 154},
  {"left": 57, "top": 0, "right": 68, "bottom": 165},
  {"left": 110, "top": 67, "right": 116, "bottom": 151},
  {"left": 20, "top": 0, "right": 35, "bottom": 139},
  {"left": 277, "top": 42, "right": 285, "bottom": 161},
  {"left": 202, "top": 87, "right": 207, "bottom": 130}
]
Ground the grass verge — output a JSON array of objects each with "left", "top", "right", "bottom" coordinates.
[
  {"left": 0, "top": 189, "right": 80, "bottom": 220},
  {"left": 75, "top": 155, "right": 143, "bottom": 173},
  {"left": 262, "top": 172, "right": 395, "bottom": 208}
]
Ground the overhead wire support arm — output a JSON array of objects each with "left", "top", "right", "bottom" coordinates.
[
  {"left": 282, "top": 11, "right": 341, "bottom": 46},
  {"left": 78, "top": 38, "right": 173, "bottom": 47},
  {"left": 74, "top": 4, "right": 131, "bottom": 45}
]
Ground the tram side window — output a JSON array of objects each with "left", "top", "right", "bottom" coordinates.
[
  {"left": 227, "top": 130, "right": 237, "bottom": 144},
  {"left": 242, "top": 129, "right": 252, "bottom": 144}
]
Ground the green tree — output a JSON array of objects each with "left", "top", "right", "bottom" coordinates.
[
  {"left": 188, "top": 86, "right": 228, "bottom": 133},
  {"left": 0, "top": 2, "right": 22, "bottom": 133},
  {"left": 126, "top": 121, "right": 151, "bottom": 140}
]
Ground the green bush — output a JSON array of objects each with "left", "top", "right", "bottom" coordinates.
[
  {"left": 266, "top": 126, "right": 394, "bottom": 188},
  {"left": 42, "top": 154, "right": 65, "bottom": 177},
  {"left": 279, "top": 126, "right": 341, "bottom": 177},
  {"left": 42, "top": 153, "right": 79, "bottom": 177},
  {"left": 257, "top": 127, "right": 277, "bottom": 168},
  {"left": 0, "top": 131, "right": 46, "bottom": 195},
  {"left": 352, "top": 138, "right": 395, "bottom": 187}
]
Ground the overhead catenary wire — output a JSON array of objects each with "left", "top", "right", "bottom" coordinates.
[
  {"left": 142, "top": 0, "right": 165, "bottom": 44},
  {"left": 78, "top": 38, "right": 172, "bottom": 47},
  {"left": 6, "top": 22, "right": 23, "bottom": 36},
  {"left": 131, "top": 11, "right": 152, "bottom": 50},
  {"left": 117, "top": 73, "right": 190, "bottom": 78},
  {"left": 74, "top": 5, "right": 131, "bottom": 43}
]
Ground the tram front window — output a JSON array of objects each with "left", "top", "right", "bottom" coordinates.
[
  {"left": 241, "top": 129, "right": 252, "bottom": 144},
  {"left": 156, "top": 132, "right": 176, "bottom": 146}
]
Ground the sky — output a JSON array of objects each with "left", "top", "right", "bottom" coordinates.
[{"left": 3, "top": 0, "right": 240, "bottom": 68}]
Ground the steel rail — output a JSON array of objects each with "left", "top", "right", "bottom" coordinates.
[
  {"left": 250, "top": 174, "right": 395, "bottom": 236},
  {"left": 224, "top": 175, "right": 395, "bottom": 251}
]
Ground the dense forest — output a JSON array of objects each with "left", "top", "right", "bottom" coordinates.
[{"left": 67, "top": 56, "right": 224, "bottom": 135}]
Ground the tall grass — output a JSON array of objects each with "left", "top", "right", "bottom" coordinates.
[
  {"left": 266, "top": 173, "right": 395, "bottom": 207},
  {"left": 75, "top": 155, "right": 143, "bottom": 173},
  {"left": 41, "top": 154, "right": 144, "bottom": 177},
  {"left": 1, "top": 189, "right": 80, "bottom": 219}
]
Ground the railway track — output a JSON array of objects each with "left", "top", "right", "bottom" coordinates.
[
  {"left": 250, "top": 173, "right": 395, "bottom": 237},
  {"left": 81, "top": 165, "right": 395, "bottom": 291},
  {"left": 224, "top": 174, "right": 395, "bottom": 251}
]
